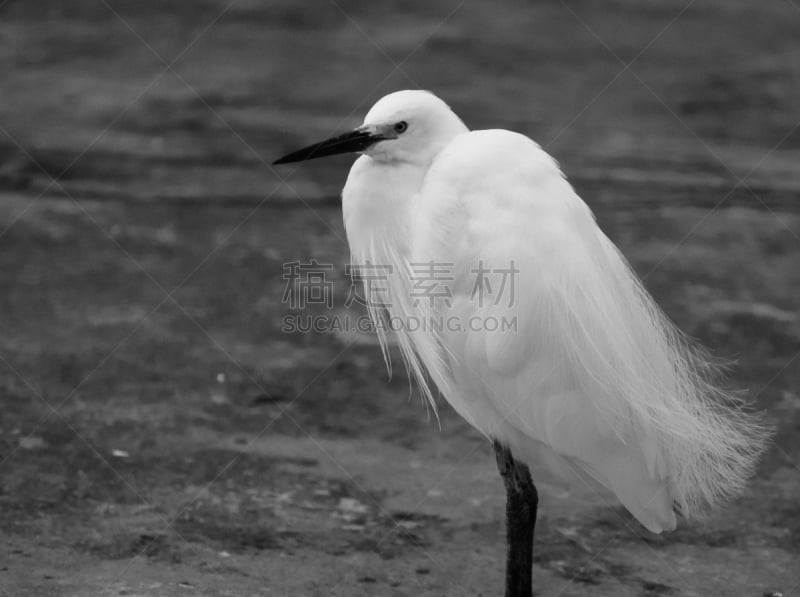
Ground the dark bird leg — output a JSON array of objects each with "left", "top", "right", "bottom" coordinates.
[{"left": 493, "top": 440, "right": 538, "bottom": 597}]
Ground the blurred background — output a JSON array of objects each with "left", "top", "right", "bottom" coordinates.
[{"left": 0, "top": 1, "right": 798, "bottom": 595}]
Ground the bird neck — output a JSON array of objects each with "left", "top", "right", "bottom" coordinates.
[{"left": 342, "top": 156, "right": 426, "bottom": 265}]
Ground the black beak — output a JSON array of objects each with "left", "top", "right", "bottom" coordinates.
[{"left": 273, "top": 128, "right": 384, "bottom": 165}]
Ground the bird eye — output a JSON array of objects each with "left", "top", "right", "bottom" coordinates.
[{"left": 393, "top": 121, "right": 408, "bottom": 134}]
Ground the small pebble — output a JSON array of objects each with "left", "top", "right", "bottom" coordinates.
[
  {"left": 338, "top": 498, "right": 368, "bottom": 513},
  {"left": 19, "top": 436, "right": 46, "bottom": 450},
  {"left": 210, "top": 393, "right": 228, "bottom": 405},
  {"left": 341, "top": 524, "right": 365, "bottom": 531}
]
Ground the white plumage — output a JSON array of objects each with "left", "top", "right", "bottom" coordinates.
[{"left": 340, "top": 90, "right": 766, "bottom": 534}]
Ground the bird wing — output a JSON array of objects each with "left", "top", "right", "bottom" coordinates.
[{"left": 405, "top": 129, "right": 764, "bottom": 532}]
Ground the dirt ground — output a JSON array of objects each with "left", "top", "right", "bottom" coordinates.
[{"left": 1, "top": 1, "right": 799, "bottom": 596}]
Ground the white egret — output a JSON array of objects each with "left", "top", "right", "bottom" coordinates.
[{"left": 274, "top": 90, "right": 768, "bottom": 596}]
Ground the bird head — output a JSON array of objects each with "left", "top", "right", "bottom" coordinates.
[{"left": 273, "top": 90, "right": 468, "bottom": 166}]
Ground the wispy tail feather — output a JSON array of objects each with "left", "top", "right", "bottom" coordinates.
[{"left": 570, "top": 232, "right": 772, "bottom": 520}]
